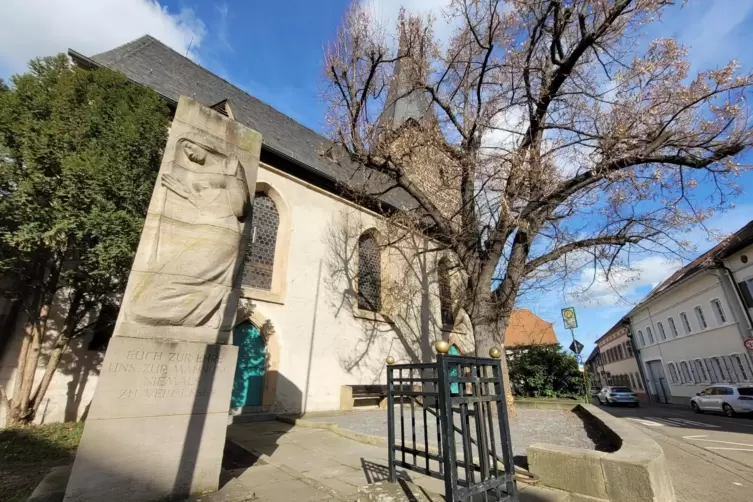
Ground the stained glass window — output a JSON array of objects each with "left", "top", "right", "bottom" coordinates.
[
  {"left": 357, "top": 232, "right": 381, "bottom": 312},
  {"left": 242, "top": 193, "right": 279, "bottom": 290}
]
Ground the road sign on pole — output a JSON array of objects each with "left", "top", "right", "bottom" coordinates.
[
  {"left": 561, "top": 307, "right": 578, "bottom": 329},
  {"left": 569, "top": 339, "right": 584, "bottom": 355}
]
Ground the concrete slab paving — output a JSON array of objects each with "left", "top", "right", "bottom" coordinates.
[{"left": 226, "top": 420, "right": 519, "bottom": 501}]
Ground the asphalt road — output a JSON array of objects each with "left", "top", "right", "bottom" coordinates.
[{"left": 596, "top": 401, "right": 753, "bottom": 501}]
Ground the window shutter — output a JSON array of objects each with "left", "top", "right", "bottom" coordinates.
[{"left": 722, "top": 356, "right": 739, "bottom": 383}]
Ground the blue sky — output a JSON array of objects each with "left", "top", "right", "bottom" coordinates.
[{"left": 2, "top": 0, "right": 753, "bottom": 356}]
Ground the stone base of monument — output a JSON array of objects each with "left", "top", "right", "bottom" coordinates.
[{"left": 63, "top": 336, "right": 238, "bottom": 502}]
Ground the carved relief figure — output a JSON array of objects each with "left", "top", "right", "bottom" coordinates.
[{"left": 127, "top": 136, "right": 250, "bottom": 328}]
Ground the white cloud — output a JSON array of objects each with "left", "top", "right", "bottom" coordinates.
[
  {"left": 366, "top": 0, "right": 458, "bottom": 47},
  {"left": 570, "top": 256, "right": 683, "bottom": 306},
  {"left": 0, "top": 0, "right": 206, "bottom": 77}
]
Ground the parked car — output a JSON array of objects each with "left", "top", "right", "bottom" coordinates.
[
  {"left": 597, "top": 386, "right": 639, "bottom": 407},
  {"left": 690, "top": 385, "right": 753, "bottom": 417},
  {"left": 590, "top": 387, "right": 601, "bottom": 397}
]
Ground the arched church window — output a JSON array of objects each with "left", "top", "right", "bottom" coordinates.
[
  {"left": 243, "top": 193, "right": 279, "bottom": 290},
  {"left": 438, "top": 258, "right": 454, "bottom": 329},
  {"left": 357, "top": 231, "right": 381, "bottom": 312}
]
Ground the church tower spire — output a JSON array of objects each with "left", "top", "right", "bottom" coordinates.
[{"left": 380, "top": 17, "right": 434, "bottom": 130}]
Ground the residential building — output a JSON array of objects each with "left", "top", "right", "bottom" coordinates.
[
  {"left": 0, "top": 35, "right": 473, "bottom": 425},
  {"left": 628, "top": 221, "right": 753, "bottom": 405},
  {"left": 592, "top": 321, "right": 648, "bottom": 402}
]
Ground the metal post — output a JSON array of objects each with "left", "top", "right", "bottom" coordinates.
[
  {"left": 387, "top": 364, "right": 396, "bottom": 482},
  {"left": 492, "top": 358, "right": 517, "bottom": 499},
  {"left": 436, "top": 354, "right": 458, "bottom": 502}
]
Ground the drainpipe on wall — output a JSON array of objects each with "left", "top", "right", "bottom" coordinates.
[
  {"left": 712, "top": 262, "right": 753, "bottom": 334},
  {"left": 625, "top": 319, "right": 653, "bottom": 404},
  {"left": 712, "top": 262, "right": 753, "bottom": 364}
]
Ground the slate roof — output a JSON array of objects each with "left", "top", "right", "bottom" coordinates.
[{"left": 69, "top": 35, "right": 414, "bottom": 210}]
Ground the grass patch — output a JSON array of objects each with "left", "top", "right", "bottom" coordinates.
[{"left": 0, "top": 422, "right": 83, "bottom": 502}]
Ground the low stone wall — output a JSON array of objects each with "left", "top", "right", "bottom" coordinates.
[{"left": 527, "top": 404, "right": 675, "bottom": 502}]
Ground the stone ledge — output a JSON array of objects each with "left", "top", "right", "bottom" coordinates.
[{"left": 527, "top": 404, "right": 676, "bottom": 502}]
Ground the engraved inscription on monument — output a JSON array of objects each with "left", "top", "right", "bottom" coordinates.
[{"left": 87, "top": 337, "right": 237, "bottom": 420}]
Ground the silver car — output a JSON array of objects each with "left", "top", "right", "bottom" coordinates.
[
  {"left": 690, "top": 385, "right": 753, "bottom": 417},
  {"left": 597, "top": 386, "right": 639, "bottom": 407}
]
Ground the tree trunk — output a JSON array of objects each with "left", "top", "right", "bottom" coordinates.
[
  {"left": 474, "top": 321, "right": 516, "bottom": 417},
  {"left": 28, "top": 289, "right": 84, "bottom": 420},
  {"left": 14, "top": 305, "right": 49, "bottom": 422}
]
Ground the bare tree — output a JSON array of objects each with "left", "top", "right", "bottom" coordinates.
[{"left": 323, "top": 0, "right": 753, "bottom": 406}]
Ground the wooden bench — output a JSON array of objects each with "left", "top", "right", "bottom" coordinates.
[{"left": 340, "top": 384, "right": 412, "bottom": 410}]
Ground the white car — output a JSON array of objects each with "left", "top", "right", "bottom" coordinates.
[
  {"left": 690, "top": 385, "right": 753, "bottom": 417},
  {"left": 597, "top": 386, "right": 639, "bottom": 407}
]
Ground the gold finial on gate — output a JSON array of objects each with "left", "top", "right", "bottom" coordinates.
[
  {"left": 435, "top": 340, "right": 450, "bottom": 354},
  {"left": 386, "top": 356, "right": 395, "bottom": 365},
  {"left": 489, "top": 347, "right": 502, "bottom": 359}
]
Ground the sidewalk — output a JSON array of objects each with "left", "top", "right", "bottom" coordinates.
[
  {"left": 223, "top": 419, "right": 446, "bottom": 500},
  {"left": 216, "top": 419, "right": 568, "bottom": 502}
]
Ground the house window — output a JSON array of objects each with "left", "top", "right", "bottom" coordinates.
[
  {"left": 243, "top": 193, "right": 279, "bottom": 290},
  {"left": 626, "top": 341, "right": 633, "bottom": 356},
  {"left": 667, "top": 362, "right": 679, "bottom": 384},
  {"left": 438, "top": 258, "right": 454, "bottom": 328},
  {"left": 694, "top": 359, "right": 709, "bottom": 382},
  {"left": 689, "top": 360, "right": 700, "bottom": 382},
  {"left": 646, "top": 327, "right": 655, "bottom": 344},
  {"left": 657, "top": 322, "right": 666, "bottom": 341},
  {"left": 695, "top": 306, "right": 707, "bottom": 329},
  {"left": 710, "top": 357, "right": 728, "bottom": 382},
  {"left": 357, "top": 232, "right": 382, "bottom": 312},
  {"left": 731, "top": 354, "right": 751, "bottom": 382},
  {"left": 704, "top": 358, "right": 720, "bottom": 383},
  {"left": 680, "top": 312, "right": 692, "bottom": 334},
  {"left": 668, "top": 317, "right": 678, "bottom": 337},
  {"left": 738, "top": 278, "right": 753, "bottom": 308},
  {"left": 617, "top": 345, "right": 624, "bottom": 360},
  {"left": 680, "top": 361, "right": 693, "bottom": 384},
  {"left": 638, "top": 330, "right": 645, "bottom": 346},
  {"left": 634, "top": 372, "right": 643, "bottom": 390},
  {"left": 711, "top": 299, "right": 727, "bottom": 324}
]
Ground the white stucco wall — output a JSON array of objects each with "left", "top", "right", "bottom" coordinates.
[
  {"left": 0, "top": 161, "right": 455, "bottom": 424},
  {"left": 0, "top": 292, "right": 103, "bottom": 425},
  {"left": 630, "top": 271, "right": 752, "bottom": 403},
  {"left": 723, "top": 243, "right": 753, "bottom": 338},
  {"left": 244, "top": 163, "right": 449, "bottom": 414},
  {"left": 596, "top": 330, "right": 646, "bottom": 399}
]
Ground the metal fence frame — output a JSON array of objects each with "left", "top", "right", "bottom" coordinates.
[{"left": 387, "top": 354, "right": 517, "bottom": 502}]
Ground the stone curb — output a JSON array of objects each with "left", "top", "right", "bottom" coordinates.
[
  {"left": 275, "top": 415, "right": 540, "bottom": 485},
  {"left": 528, "top": 403, "right": 676, "bottom": 502},
  {"left": 514, "top": 399, "right": 583, "bottom": 410}
]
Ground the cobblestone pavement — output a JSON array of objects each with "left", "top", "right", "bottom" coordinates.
[{"left": 308, "top": 406, "right": 595, "bottom": 459}]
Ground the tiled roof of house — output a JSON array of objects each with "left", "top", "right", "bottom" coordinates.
[
  {"left": 504, "top": 309, "right": 558, "bottom": 347},
  {"left": 630, "top": 219, "right": 753, "bottom": 313},
  {"left": 70, "top": 35, "right": 415, "bottom": 211}
]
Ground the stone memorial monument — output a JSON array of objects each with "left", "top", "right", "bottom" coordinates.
[{"left": 64, "top": 97, "right": 262, "bottom": 501}]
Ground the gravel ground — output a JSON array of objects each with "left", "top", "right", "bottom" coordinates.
[{"left": 308, "top": 406, "right": 595, "bottom": 461}]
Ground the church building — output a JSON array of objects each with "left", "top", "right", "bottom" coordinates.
[{"left": 0, "top": 35, "right": 551, "bottom": 424}]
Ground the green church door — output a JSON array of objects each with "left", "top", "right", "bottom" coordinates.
[
  {"left": 231, "top": 322, "right": 265, "bottom": 408},
  {"left": 449, "top": 344, "right": 461, "bottom": 395}
]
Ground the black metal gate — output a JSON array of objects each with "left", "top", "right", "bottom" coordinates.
[{"left": 386, "top": 354, "right": 517, "bottom": 502}]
